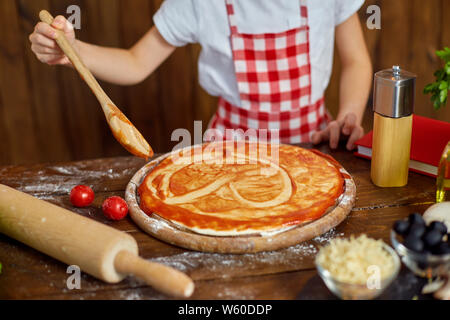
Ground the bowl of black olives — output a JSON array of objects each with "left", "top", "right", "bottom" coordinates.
[{"left": 391, "top": 213, "right": 450, "bottom": 278}]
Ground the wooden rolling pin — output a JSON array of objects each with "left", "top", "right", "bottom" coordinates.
[{"left": 0, "top": 184, "right": 194, "bottom": 298}]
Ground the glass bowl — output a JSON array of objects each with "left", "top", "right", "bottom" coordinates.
[
  {"left": 390, "top": 230, "right": 450, "bottom": 278},
  {"left": 315, "top": 243, "right": 400, "bottom": 300}
]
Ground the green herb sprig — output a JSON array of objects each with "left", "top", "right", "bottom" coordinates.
[{"left": 424, "top": 47, "right": 450, "bottom": 110}]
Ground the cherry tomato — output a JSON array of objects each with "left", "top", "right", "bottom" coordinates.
[
  {"left": 102, "top": 196, "right": 128, "bottom": 221},
  {"left": 70, "top": 185, "right": 95, "bottom": 207}
]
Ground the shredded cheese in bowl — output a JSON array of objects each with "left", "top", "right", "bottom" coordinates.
[{"left": 316, "top": 234, "right": 398, "bottom": 285}]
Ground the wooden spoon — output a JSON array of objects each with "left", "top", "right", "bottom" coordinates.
[{"left": 39, "top": 10, "right": 153, "bottom": 160}]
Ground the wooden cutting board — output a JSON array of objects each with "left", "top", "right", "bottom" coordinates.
[{"left": 125, "top": 144, "right": 356, "bottom": 253}]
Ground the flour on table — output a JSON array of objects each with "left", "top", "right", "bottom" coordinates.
[
  {"left": 120, "top": 291, "right": 144, "bottom": 300},
  {"left": 312, "top": 228, "right": 344, "bottom": 245},
  {"left": 148, "top": 229, "right": 343, "bottom": 276},
  {"left": 2, "top": 157, "right": 143, "bottom": 198},
  {"left": 216, "top": 286, "right": 257, "bottom": 300}
]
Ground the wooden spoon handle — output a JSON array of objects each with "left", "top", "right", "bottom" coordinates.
[
  {"left": 39, "top": 10, "right": 111, "bottom": 107},
  {"left": 114, "top": 250, "right": 195, "bottom": 298}
]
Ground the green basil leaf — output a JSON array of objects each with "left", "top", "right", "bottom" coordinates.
[
  {"left": 424, "top": 83, "right": 435, "bottom": 93},
  {"left": 440, "top": 89, "right": 448, "bottom": 104},
  {"left": 434, "top": 99, "right": 441, "bottom": 110},
  {"left": 437, "top": 47, "right": 450, "bottom": 63},
  {"left": 435, "top": 69, "right": 445, "bottom": 81}
]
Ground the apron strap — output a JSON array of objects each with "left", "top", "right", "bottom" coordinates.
[
  {"left": 300, "top": 0, "right": 308, "bottom": 26},
  {"left": 225, "top": 0, "right": 308, "bottom": 35},
  {"left": 225, "top": 0, "right": 238, "bottom": 35}
]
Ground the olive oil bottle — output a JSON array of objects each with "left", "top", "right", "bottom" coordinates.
[{"left": 436, "top": 141, "right": 450, "bottom": 203}]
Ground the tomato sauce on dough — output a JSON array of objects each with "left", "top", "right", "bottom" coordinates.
[{"left": 138, "top": 142, "right": 344, "bottom": 236}]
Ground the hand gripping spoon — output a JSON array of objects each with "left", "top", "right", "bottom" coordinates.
[{"left": 39, "top": 10, "right": 153, "bottom": 160}]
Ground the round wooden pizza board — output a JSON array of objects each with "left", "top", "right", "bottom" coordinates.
[{"left": 125, "top": 145, "right": 356, "bottom": 254}]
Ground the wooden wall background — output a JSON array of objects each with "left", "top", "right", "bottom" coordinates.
[{"left": 0, "top": 0, "right": 449, "bottom": 165}]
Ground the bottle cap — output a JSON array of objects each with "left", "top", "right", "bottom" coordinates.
[{"left": 373, "top": 66, "right": 416, "bottom": 118}]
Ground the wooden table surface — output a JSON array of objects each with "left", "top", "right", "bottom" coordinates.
[{"left": 0, "top": 143, "right": 436, "bottom": 300}]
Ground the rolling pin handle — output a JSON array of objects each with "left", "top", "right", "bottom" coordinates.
[{"left": 114, "top": 250, "right": 194, "bottom": 298}]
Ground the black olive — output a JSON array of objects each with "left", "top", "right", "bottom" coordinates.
[
  {"left": 416, "top": 251, "right": 430, "bottom": 268},
  {"left": 408, "top": 213, "right": 425, "bottom": 226},
  {"left": 408, "top": 224, "right": 426, "bottom": 238},
  {"left": 403, "top": 235, "right": 424, "bottom": 252},
  {"left": 417, "top": 261, "right": 429, "bottom": 269},
  {"left": 429, "top": 221, "right": 447, "bottom": 235},
  {"left": 393, "top": 220, "right": 410, "bottom": 236},
  {"left": 422, "top": 230, "right": 443, "bottom": 248},
  {"left": 432, "top": 242, "right": 450, "bottom": 255}
]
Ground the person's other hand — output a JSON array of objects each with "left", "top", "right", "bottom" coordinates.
[
  {"left": 29, "top": 15, "right": 76, "bottom": 66},
  {"left": 311, "top": 113, "right": 364, "bottom": 150}
]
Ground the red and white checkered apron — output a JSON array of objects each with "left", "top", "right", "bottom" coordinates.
[{"left": 208, "top": 0, "right": 329, "bottom": 144}]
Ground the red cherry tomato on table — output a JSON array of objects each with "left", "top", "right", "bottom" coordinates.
[
  {"left": 70, "top": 185, "right": 95, "bottom": 207},
  {"left": 102, "top": 196, "right": 129, "bottom": 221}
]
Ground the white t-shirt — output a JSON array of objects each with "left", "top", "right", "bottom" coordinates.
[{"left": 154, "top": 0, "right": 364, "bottom": 107}]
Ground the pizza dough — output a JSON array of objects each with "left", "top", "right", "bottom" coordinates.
[{"left": 138, "top": 142, "right": 345, "bottom": 237}]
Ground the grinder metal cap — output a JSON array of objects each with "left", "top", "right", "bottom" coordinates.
[{"left": 373, "top": 66, "right": 416, "bottom": 118}]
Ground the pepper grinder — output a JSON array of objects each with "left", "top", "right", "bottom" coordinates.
[{"left": 371, "top": 65, "right": 416, "bottom": 187}]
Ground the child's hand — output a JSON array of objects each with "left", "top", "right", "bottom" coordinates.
[
  {"left": 311, "top": 113, "right": 364, "bottom": 151},
  {"left": 29, "top": 15, "right": 76, "bottom": 66}
]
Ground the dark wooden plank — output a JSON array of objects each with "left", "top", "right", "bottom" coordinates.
[
  {"left": 0, "top": 86, "right": 12, "bottom": 164},
  {"left": 0, "top": 156, "right": 146, "bottom": 196},
  {"left": 377, "top": 0, "right": 411, "bottom": 71},
  {"left": 48, "top": 0, "right": 105, "bottom": 161},
  {"left": 18, "top": 0, "right": 73, "bottom": 163},
  {"left": 62, "top": 270, "right": 317, "bottom": 300},
  {"left": 0, "top": 247, "right": 316, "bottom": 300},
  {"left": 0, "top": 0, "right": 41, "bottom": 164},
  {"left": 189, "top": 270, "right": 317, "bottom": 300},
  {"left": 410, "top": 0, "right": 443, "bottom": 120}
]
